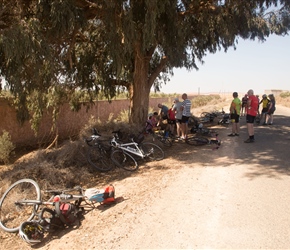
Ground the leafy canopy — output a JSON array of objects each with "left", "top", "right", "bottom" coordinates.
[{"left": 0, "top": 0, "right": 289, "bottom": 128}]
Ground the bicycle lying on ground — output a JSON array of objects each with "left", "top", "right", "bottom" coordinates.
[
  {"left": 190, "top": 123, "right": 218, "bottom": 137},
  {"left": 185, "top": 134, "right": 221, "bottom": 149},
  {"left": 145, "top": 128, "right": 173, "bottom": 147},
  {"left": 85, "top": 129, "right": 164, "bottom": 172},
  {"left": 0, "top": 178, "right": 116, "bottom": 246},
  {"left": 0, "top": 179, "right": 88, "bottom": 234}
]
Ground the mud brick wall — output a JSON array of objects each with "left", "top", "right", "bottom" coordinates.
[{"left": 0, "top": 96, "right": 178, "bottom": 148}]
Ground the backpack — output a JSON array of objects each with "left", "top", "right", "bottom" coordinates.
[
  {"left": 84, "top": 184, "right": 115, "bottom": 205},
  {"left": 168, "top": 108, "right": 175, "bottom": 121},
  {"left": 55, "top": 201, "right": 80, "bottom": 226}
]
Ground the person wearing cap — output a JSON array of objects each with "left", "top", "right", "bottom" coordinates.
[
  {"left": 228, "top": 92, "right": 241, "bottom": 136},
  {"left": 173, "top": 97, "right": 183, "bottom": 138},
  {"left": 244, "top": 89, "right": 259, "bottom": 143},
  {"left": 259, "top": 94, "right": 271, "bottom": 125},
  {"left": 265, "top": 94, "right": 276, "bottom": 125}
]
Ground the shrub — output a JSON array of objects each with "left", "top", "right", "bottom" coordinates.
[
  {"left": 0, "top": 130, "right": 15, "bottom": 164},
  {"left": 280, "top": 91, "right": 290, "bottom": 98}
]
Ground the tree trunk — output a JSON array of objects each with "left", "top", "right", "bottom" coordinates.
[{"left": 129, "top": 48, "right": 151, "bottom": 127}]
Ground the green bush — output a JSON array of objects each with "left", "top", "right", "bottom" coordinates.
[
  {"left": 280, "top": 91, "right": 290, "bottom": 98},
  {"left": 0, "top": 130, "right": 15, "bottom": 164}
]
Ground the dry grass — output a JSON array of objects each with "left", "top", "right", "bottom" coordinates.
[
  {"left": 276, "top": 95, "right": 290, "bottom": 108},
  {"left": 0, "top": 93, "right": 289, "bottom": 197}
]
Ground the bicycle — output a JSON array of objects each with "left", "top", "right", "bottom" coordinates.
[
  {"left": 190, "top": 123, "right": 218, "bottom": 137},
  {"left": 145, "top": 129, "right": 173, "bottom": 147},
  {"left": 0, "top": 179, "right": 88, "bottom": 234},
  {"left": 110, "top": 130, "right": 164, "bottom": 171},
  {"left": 199, "top": 111, "right": 217, "bottom": 123},
  {"left": 85, "top": 128, "right": 115, "bottom": 172},
  {"left": 185, "top": 134, "right": 221, "bottom": 149}
]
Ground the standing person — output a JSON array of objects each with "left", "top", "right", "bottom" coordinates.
[
  {"left": 260, "top": 94, "right": 270, "bottom": 125},
  {"left": 228, "top": 92, "right": 241, "bottom": 136},
  {"left": 241, "top": 94, "right": 248, "bottom": 116},
  {"left": 173, "top": 97, "right": 183, "bottom": 138},
  {"left": 167, "top": 105, "right": 176, "bottom": 136},
  {"left": 180, "top": 93, "right": 192, "bottom": 139},
  {"left": 265, "top": 94, "right": 276, "bottom": 125},
  {"left": 244, "top": 89, "right": 259, "bottom": 143}
]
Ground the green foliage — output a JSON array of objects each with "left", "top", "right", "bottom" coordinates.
[
  {"left": 0, "top": 130, "right": 15, "bottom": 164},
  {"left": 280, "top": 91, "right": 290, "bottom": 98},
  {"left": 0, "top": 0, "right": 289, "bottom": 127}
]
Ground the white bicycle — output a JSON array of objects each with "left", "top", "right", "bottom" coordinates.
[{"left": 110, "top": 130, "right": 164, "bottom": 171}]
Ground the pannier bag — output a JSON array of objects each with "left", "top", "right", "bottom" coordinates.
[
  {"left": 84, "top": 184, "right": 115, "bottom": 204},
  {"left": 55, "top": 201, "right": 80, "bottom": 225}
]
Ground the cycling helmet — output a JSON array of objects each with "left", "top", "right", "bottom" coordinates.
[
  {"left": 19, "top": 221, "right": 44, "bottom": 245},
  {"left": 262, "top": 94, "right": 267, "bottom": 98}
]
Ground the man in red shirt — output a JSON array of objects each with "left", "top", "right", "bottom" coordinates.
[{"left": 244, "top": 89, "right": 259, "bottom": 143}]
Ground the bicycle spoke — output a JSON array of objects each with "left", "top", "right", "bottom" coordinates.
[
  {"left": 140, "top": 142, "right": 164, "bottom": 161},
  {"left": 0, "top": 179, "right": 41, "bottom": 233},
  {"left": 111, "top": 150, "right": 138, "bottom": 171},
  {"left": 87, "top": 146, "right": 114, "bottom": 172}
]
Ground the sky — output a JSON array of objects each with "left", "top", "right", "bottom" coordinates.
[{"left": 159, "top": 34, "right": 290, "bottom": 96}]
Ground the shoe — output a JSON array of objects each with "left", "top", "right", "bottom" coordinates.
[
  {"left": 228, "top": 134, "right": 235, "bottom": 137},
  {"left": 262, "top": 122, "right": 266, "bottom": 125},
  {"left": 244, "top": 138, "right": 255, "bottom": 143},
  {"left": 235, "top": 133, "right": 239, "bottom": 136},
  {"left": 269, "top": 123, "right": 273, "bottom": 125}
]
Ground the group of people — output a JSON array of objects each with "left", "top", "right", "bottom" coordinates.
[
  {"left": 228, "top": 90, "right": 276, "bottom": 143},
  {"left": 146, "top": 93, "right": 192, "bottom": 140}
]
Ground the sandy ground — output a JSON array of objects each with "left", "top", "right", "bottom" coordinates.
[{"left": 1, "top": 104, "right": 290, "bottom": 249}]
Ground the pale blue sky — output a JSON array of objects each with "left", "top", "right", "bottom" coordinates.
[{"left": 160, "top": 34, "right": 290, "bottom": 96}]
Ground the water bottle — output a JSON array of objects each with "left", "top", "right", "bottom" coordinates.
[{"left": 60, "top": 194, "right": 73, "bottom": 200}]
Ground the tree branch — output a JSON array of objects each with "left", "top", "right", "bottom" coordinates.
[{"left": 148, "top": 56, "right": 168, "bottom": 86}]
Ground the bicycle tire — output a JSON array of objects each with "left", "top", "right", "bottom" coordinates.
[
  {"left": 159, "top": 137, "right": 173, "bottom": 147},
  {"left": 140, "top": 142, "right": 164, "bottom": 161},
  {"left": 111, "top": 149, "right": 138, "bottom": 171},
  {"left": 87, "top": 146, "right": 114, "bottom": 172},
  {"left": 185, "top": 136, "right": 209, "bottom": 146},
  {"left": 0, "top": 179, "right": 41, "bottom": 233}
]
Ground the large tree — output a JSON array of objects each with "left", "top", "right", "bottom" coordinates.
[{"left": 0, "top": 0, "right": 289, "bottom": 127}]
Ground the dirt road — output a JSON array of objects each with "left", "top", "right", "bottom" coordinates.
[{"left": 1, "top": 105, "right": 290, "bottom": 249}]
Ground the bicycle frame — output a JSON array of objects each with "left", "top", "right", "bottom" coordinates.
[{"left": 111, "top": 137, "right": 147, "bottom": 158}]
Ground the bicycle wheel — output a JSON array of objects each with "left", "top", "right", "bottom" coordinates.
[
  {"left": 140, "top": 142, "right": 164, "bottom": 161},
  {"left": 185, "top": 135, "right": 209, "bottom": 146},
  {"left": 111, "top": 149, "right": 138, "bottom": 171},
  {"left": 87, "top": 146, "right": 114, "bottom": 172},
  {"left": 159, "top": 137, "right": 173, "bottom": 147},
  {"left": 0, "top": 179, "right": 41, "bottom": 233}
]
